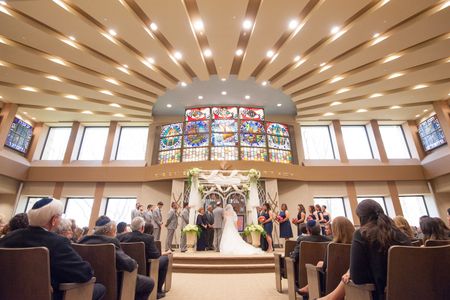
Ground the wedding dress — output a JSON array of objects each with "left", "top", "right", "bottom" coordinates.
[{"left": 220, "top": 204, "right": 264, "bottom": 255}]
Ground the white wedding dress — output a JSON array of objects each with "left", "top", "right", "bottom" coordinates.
[{"left": 220, "top": 204, "right": 264, "bottom": 255}]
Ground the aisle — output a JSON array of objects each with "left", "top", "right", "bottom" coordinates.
[{"left": 165, "top": 273, "right": 288, "bottom": 300}]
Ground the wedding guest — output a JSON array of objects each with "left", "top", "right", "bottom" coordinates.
[
  {"left": 307, "top": 205, "right": 316, "bottom": 221},
  {"left": 393, "top": 215, "right": 415, "bottom": 240},
  {"left": 196, "top": 208, "right": 208, "bottom": 251},
  {"left": 205, "top": 205, "right": 215, "bottom": 250},
  {"left": 165, "top": 202, "right": 178, "bottom": 252},
  {"left": 54, "top": 218, "right": 74, "bottom": 241},
  {"left": 260, "top": 203, "right": 274, "bottom": 253},
  {"left": 179, "top": 202, "right": 190, "bottom": 252},
  {"left": 8, "top": 213, "right": 29, "bottom": 232},
  {"left": 324, "top": 223, "right": 333, "bottom": 237},
  {"left": 293, "top": 204, "right": 306, "bottom": 237},
  {"left": 434, "top": 217, "right": 450, "bottom": 238},
  {"left": 153, "top": 201, "right": 164, "bottom": 241},
  {"left": 420, "top": 217, "right": 449, "bottom": 242},
  {"left": 278, "top": 203, "right": 293, "bottom": 241},
  {"left": 132, "top": 202, "right": 144, "bottom": 220},
  {"left": 144, "top": 221, "right": 154, "bottom": 235},
  {"left": 117, "top": 221, "right": 128, "bottom": 236},
  {"left": 212, "top": 201, "right": 224, "bottom": 252}
]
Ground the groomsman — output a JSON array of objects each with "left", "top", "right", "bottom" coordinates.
[
  {"left": 143, "top": 204, "right": 154, "bottom": 226},
  {"left": 131, "top": 202, "right": 144, "bottom": 220},
  {"left": 153, "top": 202, "right": 164, "bottom": 241},
  {"left": 165, "top": 202, "right": 178, "bottom": 252},
  {"left": 179, "top": 202, "right": 190, "bottom": 252},
  {"left": 212, "top": 202, "right": 224, "bottom": 252},
  {"left": 205, "top": 205, "right": 215, "bottom": 250}
]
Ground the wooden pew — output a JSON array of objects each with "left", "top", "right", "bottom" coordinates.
[
  {"left": 424, "top": 239, "right": 450, "bottom": 247},
  {"left": 121, "top": 242, "right": 160, "bottom": 300},
  {"left": 155, "top": 240, "right": 173, "bottom": 292},
  {"left": 0, "top": 247, "right": 95, "bottom": 300},
  {"left": 274, "top": 240, "right": 297, "bottom": 292},
  {"left": 72, "top": 243, "right": 137, "bottom": 300}
]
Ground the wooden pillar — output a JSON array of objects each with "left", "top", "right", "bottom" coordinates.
[
  {"left": 146, "top": 123, "right": 156, "bottom": 165},
  {"left": 387, "top": 181, "right": 403, "bottom": 216},
  {"left": 293, "top": 119, "right": 305, "bottom": 164},
  {"left": 407, "top": 120, "right": 426, "bottom": 160},
  {"left": 63, "top": 122, "right": 81, "bottom": 164},
  {"left": 26, "top": 122, "right": 44, "bottom": 161},
  {"left": 0, "top": 103, "right": 19, "bottom": 150},
  {"left": 88, "top": 182, "right": 105, "bottom": 231},
  {"left": 370, "top": 120, "right": 388, "bottom": 162},
  {"left": 332, "top": 120, "right": 348, "bottom": 162},
  {"left": 102, "top": 121, "right": 118, "bottom": 163},
  {"left": 52, "top": 182, "right": 64, "bottom": 199},
  {"left": 346, "top": 182, "right": 359, "bottom": 225},
  {"left": 433, "top": 100, "right": 450, "bottom": 144}
]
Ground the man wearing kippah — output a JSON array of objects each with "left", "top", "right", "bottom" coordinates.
[
  {"left": 79, "top": 215, "right": 155, "bottom": 300},
  {"left": 0, "top": 198, "right": 106, "bottom": 300}
]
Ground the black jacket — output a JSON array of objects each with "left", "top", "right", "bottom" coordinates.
[
  {"left": 78, "top": 234, "right": 137, "bottom": 272},
  {"left": 290, "top": 234, "right": 331, "bottom": 262},
  {"left": 0, "top": 226, "right": 93, "bottom": 293},
  {"left": 117, "top": 230, "right": 161, "bottom": 260}
]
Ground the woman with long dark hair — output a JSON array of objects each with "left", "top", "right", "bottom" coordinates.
[
  {"left": 307, "top": 205, "right": 316, "bottom": 221},
  {"left": 278, "top": 203, "right": 293, "bottom": 241},
  {"left": 294, "top": 204, "right": 306, "bottom": 236},
  {"left": 420, "top": 217, "right": 449, "bottom": 242},
  {"left": 260, "top": 203, "right": 274, "bottom": 253}
]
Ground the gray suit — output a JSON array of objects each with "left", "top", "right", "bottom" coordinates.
[
  {"left": 131, "top": 209, "right": 142, "bottom": 220},
  {"left": 143, "top": 210, "right": 154, "bottom": 224},
  {"left": 212, "top": 206, "right": 224, "bottom": 251},
  {"left": 165, "top": 208, "right": 178, "bottom": 251},
  {"left": 179, "top": 208, "right": 190, "bottom": 251},
  {"left": 153, "top": 207, "right": 163, "bottom": 241}
]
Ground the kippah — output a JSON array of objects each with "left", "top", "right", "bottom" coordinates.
[
  {"left": 32, "top": 197, "right": 53, "bottom": 209},
  {"left": 95, "top": 216, "right": 111, "bottom": 227}
]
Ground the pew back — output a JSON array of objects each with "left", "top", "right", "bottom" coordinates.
[
  {"left": 299, "top": 241, "right": 329, "bottom": 288},
  {"left": 424, "top": 239, "right": 450, "bottom": 247},
  {"left": 284, "top": 240, "right": 297, "bottom": 257},
  {"left": 120, "top": 242, "right": 146, "bottom": 276},
  {"left": 325, "top": 243, "right": 351, "bottom": 294}
]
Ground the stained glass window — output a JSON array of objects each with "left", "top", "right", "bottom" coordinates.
[
  {"left": 185, "top": 107, "right": 210, "bottom": 121},
  {"left": 211, "top": 147, "right": 238, "bottom": 160},
  {"left": 183, "top": 148, "right": 209, "bottom": 162},
  {"left": 185, "top": 121, "right": 209, "bottom": 134},
  {"left": 266, "top": 122, "right": 289, "bottom": 136},
  {"left": 158, "top": 149, "right": 181, "bottom": 164},
  {"left": 160, "top": 123, "right": 182, "bottom": 137},
  {"left": 268, "top": 135, "right": 291, "bottom": 150},
  {"left": 241, "top": 147, "right": 267, "bottom": 161},
  {"left": 269, "top": 149, "right": 292, "bottom": 163},
  {"left": 240, "top": 121, "right": 265, "bottom": 134},
  {"left": 160, "top": 136, "right": 182, "bottom": 151},
  {"left": 212, "top": 133, "right": 238, "bottom": 146},
  {"left": 184, "top": 134, "right": 209, "bottom": 147},
  {"left": 267, "top": 122, "right": 291, "bottom": 163},
  {"left": 239, "top": 107, "right": 264, "bottom": 120},
  {"left": 212, "top": 107, "right": 238, "bottom": 119},
  {"left": 240, "top": 134, "right": 266, "bottom": 147},
  {"left": 211, "top": 120, "right": 238, "bottom": 133}
]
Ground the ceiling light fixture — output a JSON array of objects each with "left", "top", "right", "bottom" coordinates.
[
  {"left": 21, "top": 86, "right": 37, "bottom": 92},
  {"left": 46, "top": 75, "right": 62, "bottom": 82},
  {"left": 388, "top": 72, "right": 403, "bottom": 79},
  {"left": 245, "top": 95, "right": 250, "bottom": 100},
  {"left": 117, "top": 66, "right": 129, "bottom": 74},
  {"left": 235, "top": 49, "right": 243, "bottom": 56},
  {"left": 261, "top": 81, "right": 268, "bottom": 86},
  {"left": 383, "top": 54, "right": 401, "bottom": 63},
  {"left": 221, "top": 91, "right": 227, "bottom": 95},
  {"left": 0, "top": 1, "right": 7, "bottom": 5},
  {"left": 146, "top": 57, "right": 155, "bottom": 64},
  {"left": 69, "top": 36, "right": 76, "bottom": 41},
  {"left": 0, "top": 4, "right": 11, "bottom": 15},
  {"left": 45, "top": 107, "right": 56, "bottom": 111},
  {"left": 181, "top": 82, "right": 187, "bottom": 87},
  {"left": 242, "top": 19, "right": 253, "bottom": 30},
  {"left": 49, "top": 57, "right": 66, "bottom": 66},
  {"left": 150, "top": 23, "right": 158, "bottom": 31},
  {"left": 166, "top": 104, "right": 172, "bottom": 108},
  {"left": 390, "top": 105, "right": 401, "bottom": 109},
  {"left": 277, "top": 103, "right": 282, "bottom": 107},
  {"left": 100, "top": 90, "right": 113, "bottom": 96},
  {"left": 323, "top": 112, "right": 334, "bottom": 116},
  {"left": 373, "top": 33, "right": 380, "bottom": 38},
  {"left": 198, "top": 95, "right": 203, "bottom": 100},
  {"left": 330, "top": 101, "right": 342, "bottom": 106},
  {"left": 330, "top": 26, "right": 340, "bottom": 35},
  {"left": 221, "top": 78, "right": 226, "bottom": 82},
  {"left": 424, "top": 109, "right": 428, "bottom": 112},
  {"left": 319, "top": 64, "right": 332, "bottom": 72},
  {"left": 203, "top": 48, "right": 212, "bottom": 57},
  {"left": 330, "top": 76, "right": 344, "bottom": 83},
  {"left": 369, "top": 93, "right": 383, "bottom": 98},
  {"left": 415, "top": 114, "right": 420, "bottom": 118},
  {"left": 114, "top": 113, "right": 125, "bottom": 117},
  {"left": 32, "top": 117, "right": 36, "bottom": 120},
  {"left": 108, "top": 29, "right": 117, "bottom": 36},
  {"left": 61, "top": 38, "right": 78, "bottom": 48},
  {"left": 357, "top": 109, "right": 368, "bottom": 113},
  {"left": 320, "top": 62, "right": 326, "bottom": 67},
  {"left": 109, "top": 103, "right": 121, "bottom": 108},
  {"left": 266, "top": 50, "right": 274, "bottom": 58},
  {"left": 288, "top": 19, "right": 299, "bottom": 30},
  {"left": 413, "top": 84, "right": 428, "bottom": 90},
  {"left": 82, "top": 110, "right": 93, "bottom": 114},
  {"left": 336, "top": 87, "right": 350, "bottom": 94},
  {"left": 174, "top": 51, "right": 182, "bottom": 60},
  {"left": 294, "top": 55, "right": 301, "bottom": 62},
  {"left": 64, "top": 95, "right": 79, "bottom": 100},
  {"left": 23, "top": 112, "right": 28, "bottom": 115},
  {"left": 105, "top": 78, "right": 119, "bottom": 85},
  {"left": 194, "top": 20, "right": 204, "bottom": 32}
]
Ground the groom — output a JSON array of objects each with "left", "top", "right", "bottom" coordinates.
[{"left": 212, "top": 201, "right": 224, "bottom": 252}]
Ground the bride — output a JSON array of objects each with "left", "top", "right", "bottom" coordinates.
[{"left": 220, "top": 204, "right": 264, "bottom": 255}]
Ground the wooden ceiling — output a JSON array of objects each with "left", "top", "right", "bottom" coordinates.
[{"left": 0, "top": 0, "right": 449, "bottom": 123}]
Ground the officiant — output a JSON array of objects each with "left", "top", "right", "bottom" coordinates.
[{"left": 205, "top": 205, "right": 215, "bottom": 250}]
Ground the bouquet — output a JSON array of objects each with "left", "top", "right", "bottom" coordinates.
[
  {"left": 276, "top": 215, "right": 284, "bottom": 222},
  {"left": 292, "top": 218, "right": 298, "bottom": 224},
  {"left": 258, "top": 216, "right": 266, "bottom": 224}
]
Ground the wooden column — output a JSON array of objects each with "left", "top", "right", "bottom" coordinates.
[
  {"left": 370, "top": 120, "right": 388, "bottom": 162},
  {"left": 332, "top": 120, "right": 348, "bottom": 162},
  {"left": 52, "top": 182, "right": 64, "bottom": 199},
  {"left": 293, "top": 120, "right": 305, "bottom": 164},
  {"left": 102, "top": 121, "right": 118, "bottom": 163},
  {"left": 145, "top": 123, "right": 156, "bottom": 165},
  {"left": 346, "top": 181, "right": 359, "bottom": 225},
  {"left": 63, "top": 122, "right": 81, "bottom": 164},
  {"left": 407, "top": 120, "right": 426, "bottom": 160},
  {"left": 433, "top": 100, "right": 450, "bottom": 144},
  {"left": 26, "top": 122, "right": 44, "bottom": 161},
  {"left": 88, "top": 182, "right": 105, "bottom": 231},
  {"left": 387, "top": 181, "right": 403, "bottom": 216},
  {"left": 0, "top": 103, "right": 19, "bottom": 150}
]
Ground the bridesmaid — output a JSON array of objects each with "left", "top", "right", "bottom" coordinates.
[
  {"left": 294, "top": 204, "right": 306, "bottom": 236},
  {"left": 196, "top": 207, "right": 208, "bottom": 251},
  {"left": 314, "top": 204, "right": 326, "bottom": 235},
  {"left": 278, "top": 204, "right": 293, "bottom": 241},
  {"left": 260, "top": 203, "right": 274, "bottom": 253},
  {"left": 307, "top": 205, "right": 316, "bottom": 221}
]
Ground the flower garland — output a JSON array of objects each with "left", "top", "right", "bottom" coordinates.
[
  {"left": 248, "top": 168, "right": 261, "bottom": 184},
  {"left": 187, "top": 167, "right": 201, "bottom": 185}
]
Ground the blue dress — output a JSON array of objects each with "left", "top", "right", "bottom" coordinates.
[
  {"left": 262, "top": 212, "right": 273, "bottom": 237},
  {"left": 279, "top": 211, "right": 293, "bottom": 238}
]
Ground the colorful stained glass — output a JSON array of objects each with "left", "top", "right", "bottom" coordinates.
[
  {"left": 160, "top": 123, "right": 182, "bottom": 137},
  {"left": 239, "top": 107, "right": 264, "bottom": 120},
  {"left": 185, "top": 107, "right": 210, "bottom": 121},
  {"left": 182, "top": 148, "right": 209, "bottom": 162},
  {"left": 211, "top": 147, "right": 238, "bottom": 161},
  {"left": 241, "top": 147, "right": 267, "bottom": 161},
  {"left": 212, "top": 107, "right": 238, "bottom": 119},
  {"left": 212, "top": 133, "right": 238, "bottom": 146},
  {"left": 268, "top": 135, "right": 291, "bottom": 150},
  {"left": 185, "top": 121, "right": 209, "bottom": 134},
  {"left": 240, "top": 134, "right": 266, "bottom": 147},
  {"left": 211, "top": 120, "right": 238, "bottom": 133},
  {"left": 269, "top": 149, "right": 292, "bottom": 164},
  {"left": 266, "top": 122, "right": 289, "bottom": 137},
  {"left": 184, "top": 134, "right": 209, "bottom": 147},
  {"left": 159, "top": 150, "right": 181, "bottom": 164},
  {"left": 240, "top": 121, "right": 265, "bottom": 134},
  {"left": 159, "top": 136, "right": 182, "bottom": 151}
]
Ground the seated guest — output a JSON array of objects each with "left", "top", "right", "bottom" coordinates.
[
  {"left": 144, "top": 221, "right": 154, "bottom": 235},
  {"left": 393, "top": 215, "right": 415, "bottom": 240},
  {"left": 8, "top": 213, "right": 29, "bottom": 232},
  {"left": 0, "top": 198, "right": 105, "bottom": 300},
  {"left": 324, "top": 222, "right": 333, "bottom": 238},
  {"left": 420, "top": 217, "right": 449, "bottom": 242},
  {"left": 79, "top": 216, "right": 154, "bottom": 300},
  {"left": 118, "top": 217, "right": 168, "bottom": 299},
  {"left": 434, "top": 217, "right": 450, "bottom": 238},
  {"left": 54, "top": 218, "right": 74, "bottom": 241},
  {"left": 117, "top": 221, "right": 129, "bottom": 236}
]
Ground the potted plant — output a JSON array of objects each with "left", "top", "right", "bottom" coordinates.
[
  {"left": 182, "top": 224, "right": 200, "bottom": 252},
  {"left": 243, "top": 224, "right": 266, "bottom": 247}
]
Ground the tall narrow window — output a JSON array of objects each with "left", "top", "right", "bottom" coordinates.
[
  {"left": 41, "top": 127, "right": 71, "bottom": 160},
  {"left": 301, "top": 126, "right": 336, "bottom": 159},
  {"left": 64, "top": 198, "right": 94, "bottom": 227},
  {"left": 379, "top": 125, "right": 411, "bottom": 159},
  {"left": 105, "top": 197, "right": 137, "bottom": 224},
  {"left": 399, "top": 196, "right": 429, "bottom": 227},
  {"left": 77, "top": 127, "right": 109, "bottom": 160},
  {"left": 342, "top": 125, "right": 374, "bottom": 159},
  {"left": 314, "top": 197, "right": 347, "bottom": 218},
  {"left": 24, "top": 197, "right": 45, "bottom": 213},
  {"left": 357, "top": 196, "right": 388, "bottom": 215},
  {"left": 115, "top": 127, "right": 149, "bottom": 160}
]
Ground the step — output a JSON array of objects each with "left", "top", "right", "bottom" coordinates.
[
  {"left": 173, "top": 255, "right": 275, "bottom": 265},
  {"left": 173, "top": 263, "right": 275, "bottom": 274}
]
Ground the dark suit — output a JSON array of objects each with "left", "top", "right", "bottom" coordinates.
[
  {"left": 204, "top": 211, "right": 215, "bottom": 250},
  {"left": 118, "top": 231, "right": 168, "bottom": 293},
  {"left": 79, "top": 234, "right": 154, "bottom": 300},
  {"left": 0, "top": 226, "right": 105, "bottom": 300}
]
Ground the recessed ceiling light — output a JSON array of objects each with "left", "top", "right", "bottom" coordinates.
[
  {"left": 23, "top": 112, "right": 28, "bottom": 115},
  {"left": 64, "top": 95, "right": 79, "bottom": 100},
  {"left": 45, "top": 107, "right": 56, "bottom": 111},
  {"left": 383, "top": 54, "right": 401, "bottom": 63},
  {"left": 61, "top": 38, "right": 78, "bottom": 48},
  {"left": 319, "top": 64, "right": 332, "bottom": 72},
  {"left": 49, "top": 57, "right": 66, "bottom": 66},
  {"left": 203, "top": 48, "right": 212, "bottom": 57},
  {"left": 294, "top": 55, "right": 301, "bottom": 62},
  {"left": 123, "top": 64, "right": 128, "bottom": 68},
  {"left": 0, "top": 1, "right": 7, "bottom": 6},
  {"left": 114, "top": 113, "right": 125, "bottom": 117},
  {"left": 330, "top": 76, "right": 344, "bottom": 83},
  {"left": 69, "top": 36, "right": 76, "bottom": 41},
  {"left": 181, "top": 82, "right": 187, "bottom": 87},
  {"left": 235, "top": 49, "right": 243, "bottom": 56},
  {"left": 32, "top": 117, "right": 36, "bottom": 120},
  {"left": 336, "top": 87, "right": 350, "bottom": 94},
  {"left": 109, "top": 103, "right": 121, "bottom": 108},
  {"left": 100, "top": 90, "right": 113, "bottom": 96},
  {"left": 424, "top": 109, "right": 428, "bottom": 112},
  {"left": 194, "top": 19, "right": 204, "bottom": 32},
  {"left": 373, "top": 33, "right": 380, "bottom": 38},
  {"left": 413, "top": 84, "right": 428, "bottom": 90},
  {"left": 277, "top": 103, "right": 282, "bottom": 107},
  {"left": 198, "top": 95, "right": 203, "bottom": 100},
  {"left": 330, "top": 26, "right": 340, "bottom": 35},
  {"left": 150, "top": 23, "right": 158, "bottom": 31},
  {"left": 117, "top": 66, "right": 129, "bottom": 74},
  {"left": 388, "top": 72, "right": 403, "bottom": 79},
  {"left": 320, "top": 62, "right": 326, "bottom": 67},
  {"left": 242, "top": 19, "right": 252, "bottom": 30},
  {"left": 221, "top": 91, "right": 227, "bottom": 95},
  {"left": 0, "top": 95, "right": 2, "bottom": 99},
  {"left": 0, "top": 4, "right": 11, "bottom": 15},
  {"left": 266, "top": 50, "right": 274, "bottom": 58},
  {"left": 390, "top": 105, "right": 401, "bottom": 109},
  {"left": 330, "top": 101, "right": 342, "bottom": 106},
  {"left": 369, "top": 93, "right": 383, "bottom": 98},
  {"left": 108, "top": 29, "right": 117, "bottom": 36},
  {"left": 82, "top": 110, "right": 93, "bottom": 114},
  {"left": 221, "top": 78, "right": 226, "bottom": 82},
  {"left": 21, "top": 86, "right": 37, "bottom": 92},
  {"left": 261, "top": 81, "right": 268, "bottom": 86},
  {"left": 146, "top": 57, "right": 155, "bottom": 64},
  {"left": 105, "top": 78, "right": 119, "bottom": 85},
  {"left": 323, "top": 112, "right": 334, "bottom": 116},
  {"left": 288, "top": 19, "right": 299, "bottom": 30},
  {"left": 357, "top": 109, "right": 368, "bottom": 113},
  {"left": 46, "top": 75, "right": 62, "bottom": 82},
  {"left": 372, "top": 35, "right": 388, "bottom": 45},
  {"left": 166, "top": 104, "right": 172, "bottom": 108},
  {"left": 415, "top": 114, "right": 420, "bottom": 118},
  {"left": 245, "top": 95, "right": 250, "bottom": 100},
  {"left": 174, "top": 51, "right": 182, "bottom": 60}
]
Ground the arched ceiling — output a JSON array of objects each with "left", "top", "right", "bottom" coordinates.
[{"left": 0, "top": 0, "right": 449, "bottom": 123}]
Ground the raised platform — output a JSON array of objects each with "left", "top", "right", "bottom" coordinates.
[{"left": 172, "top": 251, "right": 277, "bottom": 274}]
